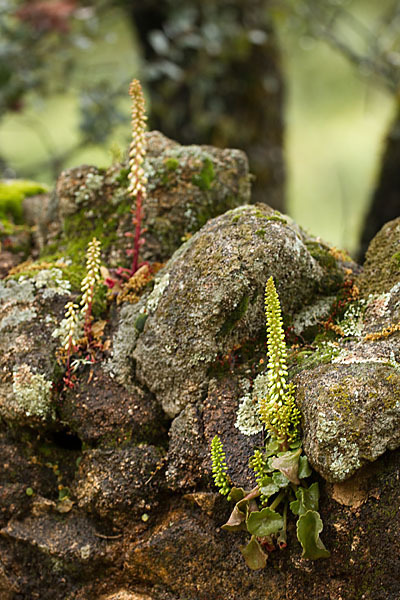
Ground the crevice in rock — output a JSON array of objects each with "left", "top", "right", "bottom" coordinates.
[{"left": 49, "top": 428, "right": 82, "bottom": 451}]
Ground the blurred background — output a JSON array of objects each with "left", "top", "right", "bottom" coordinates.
[{"left": 0, "top": 0, "right": 399, "bottom": 259}]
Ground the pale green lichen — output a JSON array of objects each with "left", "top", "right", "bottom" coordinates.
[
  {"left": 292, "top": 297, "right": 335, "bottom": 336},
  {"left": 336, "top": 300, "right": 366, "bottom": 338},
  {"left": 329, "top": 441, "right": 361, "bottom": 480},
  {"left": 235, "top": 393, "right": 263, "bottom": 436},
  {"left": 0, "top": 279, "right": 35, "bottom": 304},
  {"left": 146, "top": 272, "right": 170, "bottom": 313},
  {"left": 0, "top": 307, "right": 37, "bottom": 332},
  {"left": 74, "top": 171, "right": 104, "bottom": 206},
  {"left": 12, "top": 364, "right": 55, "bottom": 421},
  {"left": 316, "top": 416, "right": 339, "bottom": 443},
  {"left": 18, "top": 268, "right": 72, "bottom": 297}
]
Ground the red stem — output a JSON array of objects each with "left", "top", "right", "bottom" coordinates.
[{"left": 131, "top": 190, "right": 143, "bottom": 274}]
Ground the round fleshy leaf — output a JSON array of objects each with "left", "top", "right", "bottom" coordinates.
[
  {"left": 272, "top": 471, "right": 290, "bottom": 488},
  {"left": 222, "top": 498, "right": 248, "bottom": 532},
  {"left": 290, "top": 482, "right": 319, "bottom": 516},
  {"left": 270, "top": 447, "right": 302, "bottom": 484},
  {"left": 298, "top": 455, "right": 312, "bottom": 479},
  {"left": 240, "top": 535, "right": 268, "bottom": 570},
  {"left": 247, "top": 507, "right": 284, "bottom": 537},
  {"left": 296, "top": 509, "right": 330, "bottom": 559},
  {"left": 259, "top": 476, "right": 280, "bottom": 499}
]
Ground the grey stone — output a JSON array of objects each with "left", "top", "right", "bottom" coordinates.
[
  {"left": 296, "top": 360, "right": 400, "bottom": 482},
  {"left": 110, "top": 203, "right": 327, "bottom": 417}
]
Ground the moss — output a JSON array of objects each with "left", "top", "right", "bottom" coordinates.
[
  {"left": 255, "top": 229, "right": 266, "bottom": 237},
  {"left": 191, "top": 158, "right": 215, "bottom": 191},
  {"left": 306, "top": 241, "right": 337, "bottom": 270},
  {"left": 358, "top": 220, "right": 400, "bottom": 297},
  {"left": 391, "top": 252, "right": 400, "bottom": 268},
  {"left": 164, "top": 157, "right": 180, "bottom": 171},
  {"left": 219, "top": 295, "right": 249, "bottom": 336},
  {"left": 135, "top": 312, "right": 148, "bottom": 333},
  {"left": 265, "top": 215, "right": 288, "bottom": 224},
  {"left": 40, "top": 206, "right": 122, "bottom": 291},
  {"left": 306, "top": 240, "right": 344, "bottom": 293},
  {"left": 0, "top": 179, "right": 48, "bottom": 224},
  {"left": 231, "top": 215, "right": 241, "bottom": 224}
]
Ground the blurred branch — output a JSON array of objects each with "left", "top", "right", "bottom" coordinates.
[{"left": 278, "top": 0, "right": 400, "bottom": 94}]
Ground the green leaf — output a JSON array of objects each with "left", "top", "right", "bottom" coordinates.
[
  {"left": 290, "top": 482, "right": 319, "bottom": 516},
  {"left": 259, "top": 476, "right": 280, "bottom": 499},
  {"left": 272, "top": 471, "right": 290, "bottom": 488},
  {"left": 247, "top": 507, "right": 284, "bottom": 537},
  {"left": 270, "top": 447, "right": 302, "bottom": 484},
  {"left": 298, "top": 455, "right": 312, "bottom": 479},
  {"left": 264, "top": 439, "right": 280, "bottom": 457},
  {"left": 289, "top": 439, "right": 302, "bottom": 449},
  {"left": 240, "top": 535, "right": 268, "bottom": 570},
  {"left": 228, "top": 487, "right": 246, "bottom": 503},
  {"left": 296, "top": 510, "right": 330, "bottom": 559},
  {"left": 222, "top": 498, "right": 248, "bottom": 532}
]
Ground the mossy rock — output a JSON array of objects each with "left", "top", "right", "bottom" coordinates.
[
  {"left": 296, "top": 360, "right": 400, "bottom": 482},
  {"left": 110, "top": 203, "right": 332, "bottom": 417},
  {"left": 358, "top": 217, "right": 400, "bottom": 297},
  {"left": 38, "top": 132, "right": 251, "bottom": 272}
]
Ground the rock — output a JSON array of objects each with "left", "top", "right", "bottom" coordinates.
[
  {"left": 1, "top": 511, "right": 112, "bottom": 578},
  {"left": 293, "top": 217, "right": 400, "bottom": 482},
  {"left": 4, "top": 150, "right": 400, "bottom": 598},
  {"left": 202, "top": 377, "right": 262, "bottom": 490},
  {"left": 358, "top": 217, "right": 400, "bottom": 297},
  {"left": 165, "top": 403, "right": 206, "bottom": 491},
  {"left": 59, "top": 365, "right": 168, "bottom": 447},
  {"left": 100, "top": 592, "right": 154, "bottom": 600},
  {"left": 110, "top": 204, "right": 341, "bottom": 417},
  {"left": 73, "top": 445, "right": 165, "bottom": 522},
  {"left": 0, "top": 278, "right": 68, "bottom": 428},
  {"left": 128, "top": 505, "right": 288, "bottom": 600},
  {"left": 296, "top": 361, "right": 400, "bottom": 482},
  {"left": 42, "top": 131, "right": 251, "bottom": 269}
]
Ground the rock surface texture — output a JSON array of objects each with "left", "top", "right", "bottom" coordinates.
[{"left": 1, "top": 136, "right": 400, "bottom": 599}]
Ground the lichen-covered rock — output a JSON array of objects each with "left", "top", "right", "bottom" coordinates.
[
  {"left": 5, "top": 152, "right": 400, "bottom": 599},
  {"left": 291, "top": 218, "right": 400, "bottom": 483},
  {"left": 0, "top": 278, "right": 68, "bottom": 428},
  {"left": 358, "top": 217, "right": 400, "bottom": 297},
  {"left": 73, "top": 445, "right": 166, "bottom": 522},
  {"left": 296, "top": 361, "right": 400, "bottom": 482},
  {"left": 110, "top": 203, "right": 348, "bottom": 417},
  {"left": 40, "top": 131, "right": 251, "bottom": 270}
]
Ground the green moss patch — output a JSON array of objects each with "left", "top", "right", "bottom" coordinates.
[
  {"left": 0, "top": 180, "right": 48, "bottom": 224},
  {"left": 192, "top": 158, "right": 215, "bottom": 191}
]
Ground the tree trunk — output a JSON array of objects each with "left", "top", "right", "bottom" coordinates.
[{"left": 126, "top": 0, "right": 285, "bottom": 210}]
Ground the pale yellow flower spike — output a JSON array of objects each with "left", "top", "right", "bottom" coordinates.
[
  {"left": 63, "top": 301, "right": 80, "bottom": 350},
  {"left": 258, "top": 276, "right": 301, "bottom": 447},
  {"left": 80, "top": 237, "right": 101, "bottom": 318},
  {"left": 128, "top": 79, "right": 148, "bottom": 200}
]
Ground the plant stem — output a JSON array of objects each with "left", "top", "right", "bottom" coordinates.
[
  {"left": 270, "top": 489, "right": 286, "bottom": 511},
  {"left": 131, "top": 189, "right": 143, "bottom": 274},
  {"left": 244, "top": 486, "right": 261, "bottom": 502},
  {"left": 278, "top": 500, "right": 288, "bottom": 549}
]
